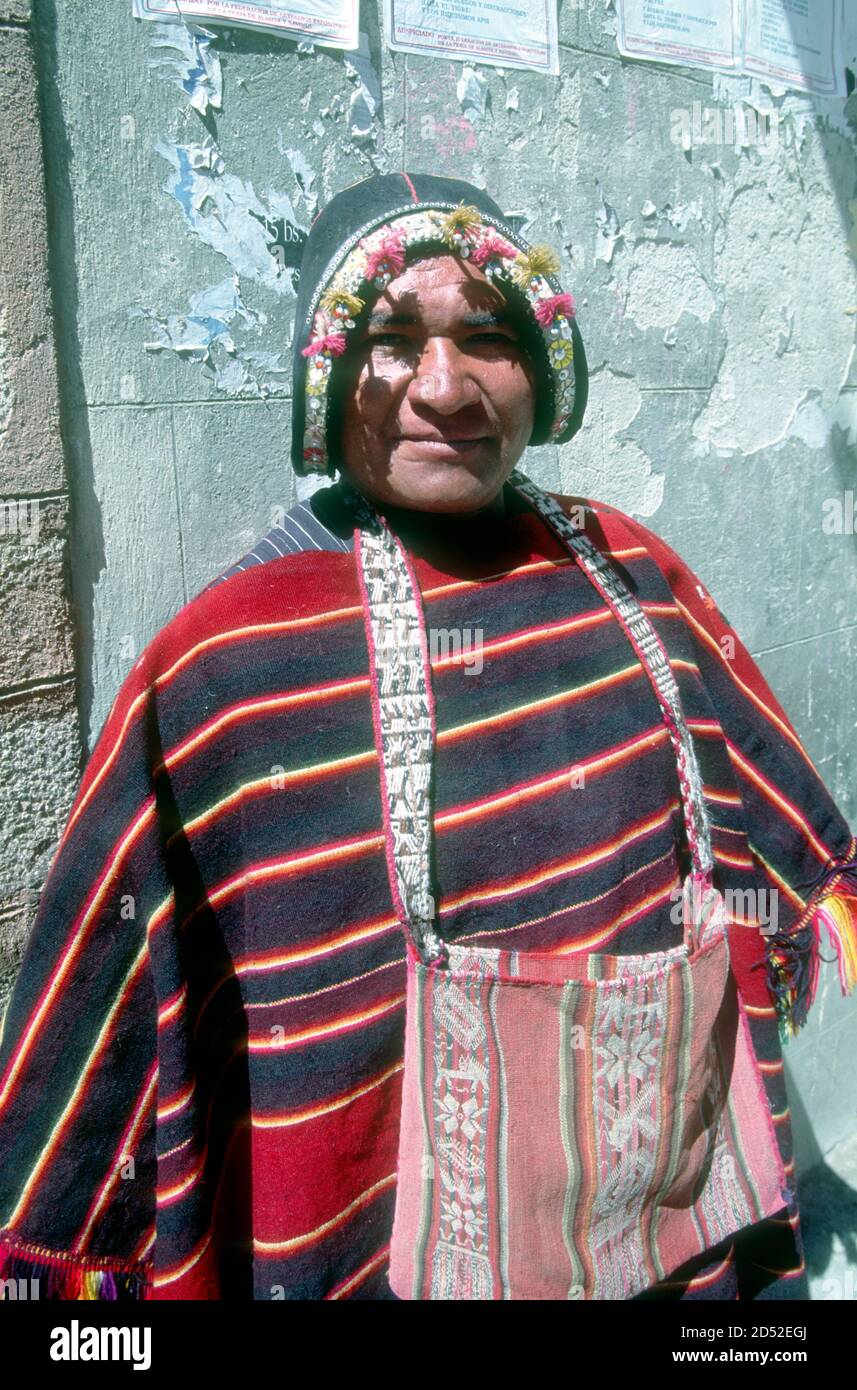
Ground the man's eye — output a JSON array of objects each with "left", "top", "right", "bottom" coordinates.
[
  {"left": 366, "top": 333, "right": 412, "bottom": 348},
  {"left": 363, "top": 331, "right": 517, "bottom": 351}
]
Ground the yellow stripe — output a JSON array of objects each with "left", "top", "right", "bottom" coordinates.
[
  {"left": 328, "top": 1245, "right": 391, "bottom": 1299},
  {"left": 727, "top": 745, "right": 831, "bottom": 862},
  {"left": 254, "top": 1061, "right": 403, "bottom": 1129},
  {"left": 443, "top": 804, "right": 678, "bottom": 917},
  {"left": 153, "top": 1230, "right": 212, "bottom": 1289},
  {"left": 249, "top": 993, "right": 405, "bottom": 1051},
  {"left": 254, "top": 1173, "right": 396, "bottom": 1256},
  {"left": 675, "top": 597, "right": 819, "bottom": 773},
  {"left": 0, "top": 806, "right": 156, "bottom": 1116},
  {"left": 5, "top": 945, "right": 149, "bottom": 1227}
]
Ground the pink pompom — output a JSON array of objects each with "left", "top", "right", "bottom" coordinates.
[
  {"left": 302, "top": 331, "right": 348, "bottom": 358},
  {"left": 534, "top": 293, "right": 576, "bottom": 327},
  {"left": 470, "top": 232, "right": 518, "bottom": 269},
  {"left": 363, "top": 226, "right": 407, "bottom": 283}
]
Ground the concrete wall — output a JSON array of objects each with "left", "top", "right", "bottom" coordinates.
[
  {"left": 0, "top": 0, "right": 81, "bottom": 1014},
  {"left": 3, "top": 0, "right": 857, "bottom": 1169}
]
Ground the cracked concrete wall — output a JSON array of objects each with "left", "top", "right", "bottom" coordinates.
[
  {"left": 0, "top": 0, "right": 81, "bottom": 1014},
  {"left": 6, "top": 0, "right": 857, "bottom": 1167}
]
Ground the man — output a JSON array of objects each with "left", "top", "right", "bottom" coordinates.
[{"left": 0, "top": 172, "right": 854, "bottom": 1300}]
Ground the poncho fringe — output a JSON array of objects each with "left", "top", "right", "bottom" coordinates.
[
  {"left": 759, "top": 835, "right": 857, "bottom": 1041},
  {"left": 0, "top": 1230, "right": 151, "bottom": 1299}
]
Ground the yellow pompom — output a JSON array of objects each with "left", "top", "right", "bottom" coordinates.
[
  {"left": 440, "top": 203, "right": 484, "bottom": 243},
  {"left": 509, "top": 243, "right": 561, "bottom": 286},
  {"left": 319, "top": 285, "right": 365, "bottom": 317}
]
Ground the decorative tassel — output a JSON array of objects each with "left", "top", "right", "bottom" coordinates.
[
  {"left": 759, "top": 860, "right": 857, "bottom": 1042},
  {"left": 362, "top": 226, "right": 407, "bottom": 286},
  {"left": 813, "top": 892, "right": 857, "bottom": 996},
  {"left": 534, "top": 292, "right": 576, "bottom": 327},
  {"left": 439, "top": 203, "right": 483, "bottom": 254},
  {"left": 761, "top": 920, "right": 819, "bottom": 1043},
  {"left": 470, "top": 231, "right": 518, "bottom": 269},
  {"left": 509, "top": 243, "right": 561, "bottom": 288},
  {"left": 301, "top": 331, "right": 348, "bottom": 359},
  {"left": 319, "top": 285, "right": 365, "bottom": 318},
  {"left": 0, "top": 1235, "right": 151, "bottom": 1300}
]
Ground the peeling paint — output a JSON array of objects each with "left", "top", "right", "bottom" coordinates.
[
  {"left": 601, "top": 0, "right": 618, "bottom": 39},
  {"left": 594, "top": 183, "right": 623, "bottom": 265},
  {"left": 204, "top": 348, "right": 290, "bottom": 397},
  {"left": 278, "top": 142, "right": 319, "bottom": 220},
  {"left": 457, "top": 65, "right": 488, "bottom": 124},
  {"left": 637, "top": 198, "right": 703, "bottom": 233},
  {"left": 147, "top": 21, "right": 222, "bottom": 114},
  {"left": 626, "top": 241, "right": 715, "bottom": 331},
  {"left": 130, "top": 277, "right": 290, "bottom": 398},
  {"left": 558, "top": 368, "right": 664, "bottom": 518},
  {"left": 712, "top": 72, "right": 854, "bottom": 150},
  {"left": 343, "top": 32, "right": 382, "bottom": 142},
  {"left": 154, "top": 136, "right": 298, "bottom": 292},
  {"left": 131, "top": 276, "right": 260, "bottom": 358},
  {"left": 692, "top": 139, "right": 857, "bottom": 457}
]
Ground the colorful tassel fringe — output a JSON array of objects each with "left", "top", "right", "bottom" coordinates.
[
  {"left": 814, "top": 892, "right": 857, "bottom": 995},
  {"left": 762, "top": 858, "right": 857, "bottom": 1043},
  {"left": 0, "top": 1233, "right": 151, "bottom": 1300}
]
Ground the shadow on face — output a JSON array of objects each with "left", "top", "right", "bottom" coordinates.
[{"left": 330, "top": 253, "right": 538, "bottom": 514}]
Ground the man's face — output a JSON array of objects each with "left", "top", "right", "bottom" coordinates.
[{"left": 338, "top": 253, "right": 536, "bottom": 512}]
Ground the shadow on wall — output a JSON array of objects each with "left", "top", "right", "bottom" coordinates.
[
  {"left": 33, "top": 0, "right": 104, "bottom": 760},
  {"left": 790, "top": 1062, "right": 857, "bottom": 1298}
]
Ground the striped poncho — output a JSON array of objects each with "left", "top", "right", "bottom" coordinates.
[{"left": 0, "top": 476, "right": 855, "bottom": 1300}]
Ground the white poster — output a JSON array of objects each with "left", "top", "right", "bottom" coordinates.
[
  {"left": 743, "top": 0, "right": 844, "bottom": 96},
  {"left": 617, "top": 0, "right": 742, "bottom": 73},
  {"left": 617, "top": 0, "right": 845, "bottom": 95},
  {"left": 133, "top": 0, "right": 360, "bottom": 51},
  {"left": 383, "top": 0, "right": 559, "bottom": 76}
]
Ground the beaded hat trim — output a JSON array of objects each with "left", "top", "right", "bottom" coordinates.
[{"left": 299, "top": 202, "right": 577, "bottom": 477}]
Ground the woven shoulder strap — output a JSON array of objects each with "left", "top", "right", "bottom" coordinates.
[{"left": 349, "top": 471, "right": 715, "bottom": 965}]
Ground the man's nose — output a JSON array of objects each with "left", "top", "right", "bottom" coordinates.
[{"left": 407, "top": 337, "right": 483, "bottom": 414}]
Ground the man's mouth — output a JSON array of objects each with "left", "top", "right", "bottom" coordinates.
[{"left": 393, "top": 434, "right": 492, "bottom": 455}]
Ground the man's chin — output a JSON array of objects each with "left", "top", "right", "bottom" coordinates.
[{"left": 351, "top": 452, "right": 514, "bottom": 513}]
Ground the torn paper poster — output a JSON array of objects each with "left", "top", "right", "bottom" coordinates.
[
  {"left": 203, "top": 347, "right": 291, "bottom": 396},
  {"left": 146, "top": 21, "right": 222, "bottom": 113},
  {"left": 129, "top": 279, "right": 291, "bottom": 396},
  {"left": 343, "top": 31, "right": 383, "bottom": 141},
  {"left": 132, "top": 0, "right": 359, "bottom": 52},
  {"left": 617, "top": 0, "right": 846, "bottom": 97},
  {"left": 457, "top": 66, "right": 489, "bottom": 122},
  {"left": 595, "top": 184, "right": 623, "bottom": 265},
  {"left": 743, "top": 0, "right": 845, "bottom": 97},
  {"left": 275, "top": 142, "right": 319, "bottom": 220},
  {"left": 128, "top": 277, "right": 264, "bottom": 358},
  {"left": 154, "top": 136, "right": 306, "bottom": 293},
  {"left": 383, "top": 0, "right": 559, "bottom": 76}
]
